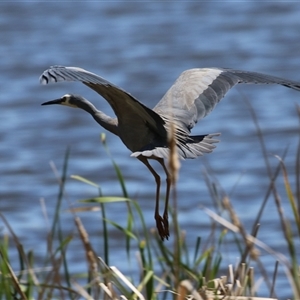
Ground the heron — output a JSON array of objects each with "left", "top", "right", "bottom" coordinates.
[{"left": 40, "top": 66, "right": 300, "bottom": 240}]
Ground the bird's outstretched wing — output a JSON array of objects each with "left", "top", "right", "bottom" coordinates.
[
  {"left": 40, "top": 66, "right": 166, "bottom": 138},
  {"left": 154, "top": 68, "right": 300, "bottom": 134}
]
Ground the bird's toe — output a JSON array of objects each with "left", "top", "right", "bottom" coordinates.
[{"left": 155, "top": 215, "right": 169, "bottom": 241}]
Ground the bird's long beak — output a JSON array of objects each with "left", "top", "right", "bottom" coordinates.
[{"left": 41, "top": 98, "right": 63, "bottom": 106}]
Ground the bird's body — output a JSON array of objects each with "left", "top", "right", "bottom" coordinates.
[{"left": 40, "top": 66, "right": 300, "bottom": 240}]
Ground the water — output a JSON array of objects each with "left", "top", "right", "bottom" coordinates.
[{"left": 1, "top": 2, "right": 300, "bottom": 298}]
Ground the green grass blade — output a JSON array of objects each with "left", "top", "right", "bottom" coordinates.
[
  {"left": 103, "top": 218, "right": 137, "bottom": 239},
  {"left": 101, "top": 133, "right": 138, "bottom": 262},
  {"left": 50, "top": 146, "right": 70, "bottom": 236},
  {"left": 278, "top": 156, "right": 300, "bottom": 235},
  {"left": 50, "top": 147, "right": 74, "bottom": 298},
  {"left": 101, "top": 132, "right": 128, "bottom": 197},
  {"left": 130, "top": 201, "right": 153, "bottom": 267},
  {"left": 0, "top": 247, "right": 27, "bottom": 300},
  {"left": 80, "top": 196, "right": 131, "bottom": 203},
  {"left": 193, "top": 236, "right": 201, "bottom": 265},
  {"left": 100, "top": 200, "right": 110, "bottom": 265},
  {"left": 70, "top": 175, "right": 101, "bottom": 188}
]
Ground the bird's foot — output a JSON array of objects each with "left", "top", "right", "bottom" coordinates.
[{"left": 155, "top": 215, "right": 169, "bottom": 241}]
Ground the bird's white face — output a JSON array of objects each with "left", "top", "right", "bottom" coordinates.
[{"left": 60, "top": 94, "right": 78, "bottom": 108}]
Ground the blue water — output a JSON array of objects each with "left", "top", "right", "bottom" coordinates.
[{"left": 1, "top": 2, "right": 300, "bottom": 298}]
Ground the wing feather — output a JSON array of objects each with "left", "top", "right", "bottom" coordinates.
[
  {"left": 154, "top": 68, "right": 300, "bottom": 133},
  {"left": 40, "top": 66, "right": 166, "bottom": 138}
]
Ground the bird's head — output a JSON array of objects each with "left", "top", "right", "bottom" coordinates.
[{"left": 41, "top": 93, "right": 86, "bottom": 108}]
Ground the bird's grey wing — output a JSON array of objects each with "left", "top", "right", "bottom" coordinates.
[
  {"left": 153, "top": 68, "right": 300, "bottom": 133},
  {"left": 40, "top": 66, "right": 166, "bottom": 138}
]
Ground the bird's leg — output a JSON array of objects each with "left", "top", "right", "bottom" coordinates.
[
  {"left": 157, "top": 158, "right": 171, "bottom": 238},
  {"left": 138, "top": 156, "right": 168, "bottom": 240}
]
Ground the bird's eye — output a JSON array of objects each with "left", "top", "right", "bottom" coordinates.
[{"left": 62, "top": 96, "right": 68, "bottom": 102}]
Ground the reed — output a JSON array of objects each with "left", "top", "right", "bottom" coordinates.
[{"left": 0, "top": 113, "right": 299, "bottom": 299}]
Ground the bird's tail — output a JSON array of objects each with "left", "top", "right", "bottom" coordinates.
[
  {"left": 177, "top": 133, "right": 221, "bottom": 159},
  {"left": 131, "top": 133, "right": 220, "bottom": 160}
]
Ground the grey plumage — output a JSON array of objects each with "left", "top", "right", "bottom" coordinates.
[{"left": 40, "top": 65, "right": 300, "bottom": 240}]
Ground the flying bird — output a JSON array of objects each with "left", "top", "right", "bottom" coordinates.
[{"left": 40, "top": 66, "right": 300, "bottom": 240}]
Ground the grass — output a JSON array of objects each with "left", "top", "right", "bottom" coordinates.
[{"left": 1, "top": 110, "right": 300, "bottom": 299}]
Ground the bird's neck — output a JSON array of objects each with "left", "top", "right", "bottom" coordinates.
[
  {"left": 92, "top": 111, "right": 118, "bottom": 136},
  {"left": 79, "top": 100, "right": 119, "bottom": 136}
]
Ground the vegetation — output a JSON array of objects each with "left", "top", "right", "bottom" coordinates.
[{"left": 0, "top": 109, "right": 300, "bottom": 299}]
